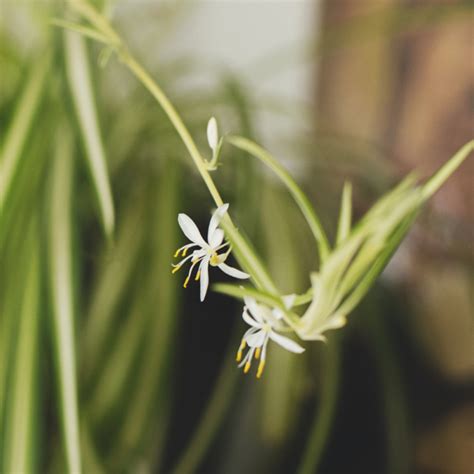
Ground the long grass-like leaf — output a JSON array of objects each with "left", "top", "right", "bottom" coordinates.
[
  {"left": 52, "top": 19, "right": 111, "bottom": 45},
  {"left": 336, "top": 182, "right": 352, "bottom": 245},
  {"left": 64, "top": 29, "right": 115, "bottom": 237},
  {"left": 334, "top": 210, "right": 420, "bottom": 320},
  {"left": 83, "top": 197, "right": 146, "bottom": 376},
  {"left": 421, "top": 139, "right": 473, "bottom": 200},
  {"left": 86, "top": 296, "right": 147, "bottom": 423},
  {"left": 112, "top": 159, "right": 181, "bottom": 467},
  {"left": 49, "top": 128, "right": 82, "bottom": 473},
  {"left": 0, "top": 54, "right": 49, "bottom": 214},
  {"left": 2, "top": 230, "right": 40, "bottom": 473},
  {"left": 227, "top": 135, "right": 330, "bottom": 263}
]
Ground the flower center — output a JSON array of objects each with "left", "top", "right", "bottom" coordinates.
[
  {"left": 210, "top": 252, "right": 220, "bottom": 266},
  {"left": 262, "top": 323, "right": 272, "bottom": 333}
]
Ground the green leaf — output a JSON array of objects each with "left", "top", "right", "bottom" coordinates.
[
  {"left": 64, "top": 29, "right": 115, "bottom": 238},
  {"left": 336, "top": 182, "right": 352, "bottom": 245},
  {"left": 51, "top": 18, "right": 111, "bottom": 45},
  {"left": 69, "top": 0, "right": 121, "bottom": 47},
  {"left": 0, "top": 54, "right": 49, "bottom": 215},
  {"left": 296, "top": 182, "right": 424, "bottom": 340},
  {"left": 421, "top": 139, "right": 474, "bottom": 200},
  {"left": 227, "top": 135, "right": 330, "bottom": 263},
  {"left": 82, "top": 198, "right": 146, "bottom": 376},
  {"left": 2, "top": 229, "right": 40, "bottom": 473},
  {"left": 111, "top": 159, "right": 181, "bottom": 467},
  {"left": 333, "top": 209, "right": 420, "bottom": 322},
  {"left": 48, "top": 128, "right": 82, "bottom": 473}
]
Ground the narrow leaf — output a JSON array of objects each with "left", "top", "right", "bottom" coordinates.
[
  {"left": 0, "top": 54, "right": 49, "bottom": 214},
  {"left": 2, "top": 232, "right": 40, "bottom": 473},
  {"left": 421, "top": 139, "right": 474, "bottom": 200},
  {"left": 51, "top": 19, "right": 111, "bottom": 45},
  {"left": 227, "top": 135, "right": 330, "bottom": 262},
  {"left": 49, "top": 128, "right": 82, "bottom": 473},
  {"left": 336, "top": 182, "right": 352, "bottom": 245},
  {"left": 64, "top": 29, "right": 115, "bottom": 237}
]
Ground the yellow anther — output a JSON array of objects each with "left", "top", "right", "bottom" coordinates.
[
  {"left": 243, "top": 361, "right": 251, "bottom": 374},
  {"left": 172, "top": 265, "right": 181, "bottom": 274},
  {"left": 236, "top": 339, "right": 246, "bottom": 362},
  {"left": 182, "top": 247, "right": 188, "bottom": 256},
  {"left": 174, "top": 249, "right": 180, "bottom": 258},
  {"left": 195, "top": 270, "right": 201, "bottom": 281},
  {"left": 255, "top": 347, "right": 261, "bottom": 360},
  {"left": 210, "top": 253, "right": 220, "bottom": 266},
  {"left": 256, "top": 360, "right": 266, "bottom": 379},
  {"left": 183, "top": 275, "right": 191, "bottom": 288}
]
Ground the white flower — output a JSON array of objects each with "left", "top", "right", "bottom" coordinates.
[
  {"left": 207, "top": 117, "right": 219, "bottom": 151},
  {"left": 172, "top": 203, "right": 249, "bottom": 301},
  {"left": 236, "top": 296, "right": 305, "bottom": 378}
]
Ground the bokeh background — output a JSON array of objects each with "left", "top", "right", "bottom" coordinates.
[{"left": 1, "top": 1, "right": 472, "bottom": 473}]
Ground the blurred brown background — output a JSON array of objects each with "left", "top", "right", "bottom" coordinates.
[{"left": 316, "top": 1, "right": 473, "bottom": 472}]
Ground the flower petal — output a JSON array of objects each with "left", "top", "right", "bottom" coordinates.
[
  {"left": 192, "top": 248, "right": 207, "bottom": 259},
  {"left": 209, "top": 229, "right": 224, "bottom": 248},
  {"left": 207, "top": 203, "right": 229, "bottom": 242},
  {"left": 272, "top": 295, "right": 295, "bottom": 320},
  {"left": 243, "top": 326, "right": 259, "bottom": 339},
  {"left": 178, "top": 213, "right": 207, "bottom": 247},
  {"left": 207, "top": 117, "right": 219, "bottom": 150},
  {"left": 244, "top": 296, "right": 264, "bottom": 324},
  {"left": 245, "top": 330, "right": 267, "bottom": 348},
  {"left": 242, "top": 309, "right": 260, "bottom": 328},
  {"left": 199, "top": 256, "right": 211, "bottom": 301},
  {"left": 282, "top": 294, "right": 296, "bottom": 309},
  {"left": 272, "top": 307, "right": 285, "bottom": 320},
  {"left": 218, "top": 263, "right": 249, "bottom": 279},
  {"left": 269, "top": 331, "right": 305, "bottom": 353}
]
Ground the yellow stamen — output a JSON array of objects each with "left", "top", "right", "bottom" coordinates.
[
  {"left": 174, "top": 249, "right": 180, "bottom": 258},
  {"left": 236, "top": 339, "right": 246, "bottom": 362},
  {"left": 183, "top": 275, "right": 191, "bottom": 288},
  {"left": 210, "top": 253, "right": 219, "bottom": 266},
  {"left": 243, "top": 361, "right": 251, "bottom": 374},
  {"left": 172, "top": 265, "right": 181, "bottom": 274},
  {"left": 256, "top": 360, "right": 266, "bottom": 379},
  {"left": 182, "top": 247, "right": 188, "bottom": 256},
  {"left": 195, "top": 270, "right": 201, "bottom": 281},
  {"left": 255, "top": 347, "right": 261, "bottom": 360}
]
